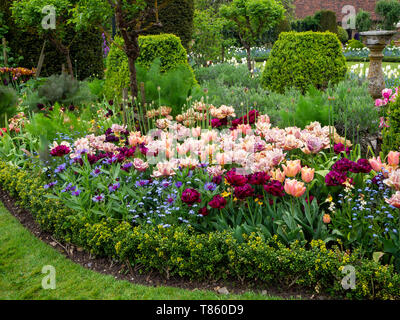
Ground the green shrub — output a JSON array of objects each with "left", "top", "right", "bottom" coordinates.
[
  {"left": 87, "top": 78, "right": 105, "bottom": 100},
  {"left": 383, "top": 95, "right": 400, "bottom": 154},
  {"left": 356, "top": 9, "right": 372, "bottom": 32},
  {"left": 337, "top": 26, "right": 349, "bottom": 44},
  {"left": 261, "top": 31, "right": 347, "bottom": 94},
  {"left": 23, "top": 74, "right": 95, "bottom": 112},
  {"left": 141, "top": 0, "right": 194, "bottom": 49},
  {"left": 0, "top": 0, "right": 104, "bottom": 80},
  {"left": 376, "top": 0, "right": 400, "bottom": 30},
  {"left": 105, "top": 34, "right": 196, "bottom": 100},
  {"left": 0, "top": 85, "right": 17, "bottom": 125},
  {"left": 345, "top": 39, "right": 366, "bottom": 51},
  {"left": 314, "top": 10, "right": 338, "bottom": 34},
  {"left": 194, "top": 63, "right": 260, "bottom": 89},
  {"left": 279, "top": 86, "right": 330, "bottom": 128},
  {"left": 290, "top": 16, "right": 320, "bottom": 32},
  {"left": 1, "top": 160, "right": 400, "bottom": 299},
  {"left": 24, "top": 104, "right": 92, "bottom": 143},
  {"left": 139, "top": 59, "right": 196, "bottom": 115}
]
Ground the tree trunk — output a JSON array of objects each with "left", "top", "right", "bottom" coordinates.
[
  {"left": 245, "top": 45, "right": 252, "bottom": 72},
  {"left": 65, "top": 47, "right": 74, "bottom": 78},
  {"left": 115, "top": 5, "right": 140, "bottom": 106},
  {"left": 127, "top": 53, "right": 138, "bottom": 99},
  {"left": 49, "top": 37, "right": 74, "bottom": 78}
]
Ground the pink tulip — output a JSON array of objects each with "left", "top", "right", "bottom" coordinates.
[
  {"left": 301, "top": 167, "right": 315, "bottom": 183},
  {"left": 369, "top": 156, "right": 384, "bottom": 172},
  {"left": 282, "top": 160, "right": 301, "bottom": 177},
  {"left": 284, "top": 179, "right": 306, "bottom": 197},
  {"left": 386, "top": 191, "right": 400, "bottom": 208},
  {"left": 388, "top": 151, "right": 400, "bottom": 166},
  {"left": 133, "top": 158, "right": 149, "bottom": 172}
]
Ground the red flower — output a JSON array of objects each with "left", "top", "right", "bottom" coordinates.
[
  {"left": 234, "top": 184, "right": 254, "bottom": 200},
  {"left": 209, "top": 195, "right": 227, "bottom": 209},
  {"left": 50, "top": 145, "right": 70, "bottom": 157},
  {"left": 212, "top": 175, "right": 222, "bottom": 185},
  {"left": 181, "top": 188, "right": 201, "bottom": 206},
  {"left": 247, "top": 171, "right": 270, "bottom": 185},
  {"left": 263, "top": 180, "right": 284, "bottom": 197},
  {"left": 225, "top": 169, "right": 247, "bottom": 186},
  {"left": 199, "top": 207, "right": 209, "bottom": 216},
  {"left": 0, "top": 128, "right": 6, "bottom": 136}
]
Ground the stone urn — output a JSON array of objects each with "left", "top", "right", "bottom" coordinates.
[{"left": 359, "top": 30, "right": 397, "bottom": 99}]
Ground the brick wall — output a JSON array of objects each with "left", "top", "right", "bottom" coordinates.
[{"left": 294, "top": 0, "right": 378, "bottom": 23}]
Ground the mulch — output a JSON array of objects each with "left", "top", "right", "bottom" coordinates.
[{"left": 0, "top": 188, "right": 331, "bottom": 300}]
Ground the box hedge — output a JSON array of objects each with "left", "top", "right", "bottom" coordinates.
[
  {"left": 261, "top": 32, "right": 347, "bottom": 94},
  {"left": 104, "top": 34, "right": 195, "bottom": 99},
  {"left": 1, "top": 160, "right": 400, "bottom": 299}
]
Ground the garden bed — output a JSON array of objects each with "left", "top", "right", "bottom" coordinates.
[
  {"left": 1, "top": 158, "right": 400, "bottom": 300},
  {"left": 0, "top": 183, "right": 328, "bottom": 299}
]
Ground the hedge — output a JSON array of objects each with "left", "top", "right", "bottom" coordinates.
[
  {"left": 1, "top": 160, "right": 400, "bottom": 299},
  {"left": 314, "top": 10, "right": 338, "bottom": 34},
  {"left": 0, "top": 0, "right": 104, "bottom": 80},
  {"left": 104, "top": 34, "right": 195, "bottom": 99},
  {"left": 141, "top": 0, "right": 194, "bottom": 50},
  {"left": 261, "top": 32, "right": 347, "bottom": 94}
]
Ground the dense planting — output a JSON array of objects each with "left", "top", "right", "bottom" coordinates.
[{"left": 2, "top": 0, "right": 400, "bottom": 301}]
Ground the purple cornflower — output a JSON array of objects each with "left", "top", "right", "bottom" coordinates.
[
  {"left": 54, "top": 163, "right": 67, "bottom": 173},
  {"left": 135, "top": 179, "right": 150, "bottom": 187},
  {"left": 103, "top": 156, "right": 118, "bottom": 165},
  {"left": 44, "top": 181, "right": 58, "bottom": 189},
  {"left": 92, "top": 194, "right": 105, "bottom": 202},
  {"left": 71, "top": 189, "right": 81, "bottom": 196},
  {"left": 91, "top": 166, "right": 102, "bottom": 177},
  {"left": 204, "top": 182, "right": 217, "bottom": 191},
  {"left": 175, "top": 181, "right": 183, "bottom": 188},
  {"left": 108, "top": 182, "right": 120, "bottom": 192},
  {"left": 122, "top": 162, "right": 133, "bottom": 172},
  {"left": 165, "top": 193, "right": 176, "bottom": 205},
  {"left": 161, "top": 179, "right": 171, "bottom": 188},
  {"left": 61, "top": 182, "right": 73, "bottom": 193}
]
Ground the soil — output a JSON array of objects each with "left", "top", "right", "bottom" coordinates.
[{"left": 0, "top": 188, "right": 331, "bottom": 300}]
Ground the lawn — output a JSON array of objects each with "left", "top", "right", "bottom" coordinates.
[{"left": 0, "top": 203, "right": 286, "bottom": 300}]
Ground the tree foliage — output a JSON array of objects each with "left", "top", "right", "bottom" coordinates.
[
  {"left": 376, "top": 0, "right": 400, "bottom": 30},
  {"left": 356, "top": 9, "right": 372, "bottom": 32},
  {"left": 11, "top": 0, "right": 76, "bottom": 76},
  {"left": 219, "top": 0, "right": 285, "bottom": 70}
]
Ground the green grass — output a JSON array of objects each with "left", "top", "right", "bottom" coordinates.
[{"left": 0, "top": 203, "right": 290, "bottom": 300}]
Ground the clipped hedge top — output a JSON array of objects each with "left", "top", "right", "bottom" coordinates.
[
  {"left": 262, "top": 31, "right": 347, "bottom": 94},
  {"left": 137, "top": 34, "right": 189, "bottom": 71},
  {"left": 105, "top": 33, "right": 196, "bottom": 100},
  {"left": 107, "top": 33, "right": 189, "bottom": 73}
]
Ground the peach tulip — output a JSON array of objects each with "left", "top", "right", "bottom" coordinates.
[
  {"left": 282, "top": 160, "right": 301, "bottom": 177},
  {"left": 386, "top": 191, "right": 400, "bottom": 208},
  {"left": 384, "top": 169, "right": 400, "bottom": 190},
  {"left": 369, "top": 156, "right": 384, "bottom": 172},
  {"left": 284, "top": 179, "right": 306, "bottom": 197},
  {"left": 271, "top": 168, "right": 285, "bottom": 183},
  {"left": 301, "top": 167, "right": 315, "bottom": 183},
  {"left": 388, "top": 151, "right": 400, "bottom": 166},
  {"left": 323, "top": 214, "right": 331, "bottom": 224}
]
